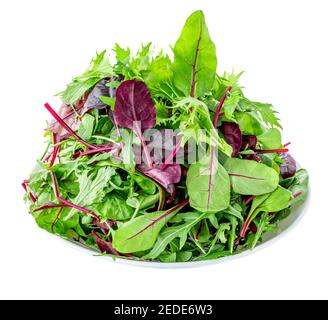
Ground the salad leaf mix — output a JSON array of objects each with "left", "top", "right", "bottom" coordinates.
[{"left": 23, "top": 11, "right": 308, "bottom": 262}]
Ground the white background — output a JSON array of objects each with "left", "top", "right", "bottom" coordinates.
[{"left": 0, "top": 0, "right": 327, "bottom": 300}]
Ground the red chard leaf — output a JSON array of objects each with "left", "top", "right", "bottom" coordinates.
[
  {"left": 242, "top": 135, "right": 257, "bottom": 150},
  {"left": 220, "top": 122, "right": 242, "bottom": 157},
  {"left": 83, "top": 79, "right": 111, "bottom": 110},
  {"left": 114, "top": 80, "right": 156, "bottom": 132},
  {"left": 137, "top": 163, "right": 181, "bottom": 194},
  {"left": 280, "top": 153, "right": 297, "bottom": 178},
  {"left": 114, "top": 80, "right": 156, "bottom": 168}
]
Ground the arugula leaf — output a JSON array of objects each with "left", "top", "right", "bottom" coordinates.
[
  {"left": 64, "top": 167, "right": 115, "bottom": 220},
  {"left": 173, "top": 10, "right": 217, "bottom": 97},
  {"left": 144, "top": 212, "right": 207, "bottom": 259}
]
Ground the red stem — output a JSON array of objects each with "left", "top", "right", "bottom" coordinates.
[
  {"left": 241, "top": 192, "right": 302, "bottom": 238},
  {"left": 52, "top": 207, "right": 64, "bottom": 231},
  {"left": 78, "top": 145, "right": 115, "bottom": 157},
  {"left": 21, "top": 180, "right": 37, "bottom": 203},
  {"left": 50, "top": 172, "right": 99, "bottom": 221},
  {"left": 44, "top": 103, "right": 95, "bottom": 150},
  {"left": 284, "top": 142, "right": 291, "bottom": 147},
  {"left": 293, "top": 191, "right": 302, "bottom": 199},
  {"left": 190, "top": 26, "right": 202, "bottom": 97},
  {"left": 253, "top": 155, "right": 261, "bottom": 162},
  {"left": 245, "top": 196, "right": 255, "bottom": 206},
  {"left": 140, "top": 135, "right": 153, "bottom": 169},
  {"left": 49, "top": 133, "right": 60, "bottom": 167},
  {"left": 240, "top": 215, "right": 252, "bottom": 238},
  {"left": 213, "top": 86, "right": 233, "bottom": 129},
  {"left": 195, "top": 220, "right": 203, "bottom": 241},
  {"left": 133, "top": 123, "right": 153, "bottom": 169},
  {"left": 33, "top": 203, "right": 66, "bottom": 212},
  {"left": 44, "top": 152, "right": 52, "bottom": 162},
  {"left": 162, "top": 139, "right": 182, "bottom": 170},
  {"left": 255, "top": 148, "right": 289, "bottom": 154}
]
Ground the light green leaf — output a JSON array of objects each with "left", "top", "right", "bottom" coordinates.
[
  {"left": 235, "top": 112, "right": 264, "bottom": 135},
  {"left": 144, "top": 212, "right": 207, "bottom": 259},
  {"left": 173, "top": 10, "right": 217, "bottom": 97},
  {"left": 92, "top": 193, "right": 134, "bottom": 221},
  {"left": 244, "top": 186, "right": 292, "bottom": 232},
  {"left": 99, "top": 96, "right": 115, "bottom": 110},
  {"left": 64, "top": 167, "right": 115, "bottom": 220},
  {"left": 58, "top": 51, "right": 113, "bottom": 104},
  {"left": 187, "top": 153, "right": 231, "bottom": 213},
  {"left": 258, "top": 128, "right": 282, "bottom": 149},
  {"left": 224, "top": 158, "right": 279, "bottom": 195},
  {"left": 112, "top": 202, "right": 186, "bottom": 253},
  {"left": 77, "top": 114, "right": 95, "bottom": 140},
  {"left": 239, "top": 98, "right": 282, "bottom": 129}
]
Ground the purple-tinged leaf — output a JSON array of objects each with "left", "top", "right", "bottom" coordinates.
[
  {"left": 280, "top": 153, "right": 297, "bottom": 178},
  {"left": 114, "top": 80, "right": 156, "bottom": 132},
  {"left": 135, "top": 129, "right": 184, "bottom": 165},
  {"left": 114, "top": 80, "right": 156, "bottom": 168},
  {"left": 45, "top": 103, "right": 95, "bottom": 149},
  {"left": 137, "top": 163, "right": 181, "bottom": 194},
  {"left": 213, "top": 86, "right": 232, "bottom": 128},
  {"left": 83, "top": 79, "right": 111, "bottom": 110},
  {"left": 92, "top": 231, "right": 119, "bottom": 256},
  {"left": 46, "top": 100, "right": 85, "bottom": 138},
  {"left": 220, "top": 122, "right": 242, "bottom": 157},
  {"left": 242, "top": 135, "right": 257, "bottom": 150}
]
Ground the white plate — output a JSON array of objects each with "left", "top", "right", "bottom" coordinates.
[{"left": 63, "top": 188, "right": 310, "bottom": 268}]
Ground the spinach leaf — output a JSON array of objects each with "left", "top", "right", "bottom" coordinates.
[
  {"left": 258, "top": 128, "right": 282, "bottom": 149},
  {"left": 224, "top": 158, "right": 279, "bottom": 195},
  {"left": 112, "top": 200, "right": 188, "bottom": 253},
  {"left": 187, "top": 154, "right": 230, "bottom": 213},
  {"left": 235, "top": 112, "right": 264, "bottom": 135},
  {"left": 173, "top": 10, "right": 217, "bottom": 97},
  {"left": 241, "top": 186, "right": 292, "bottom": 237}
]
